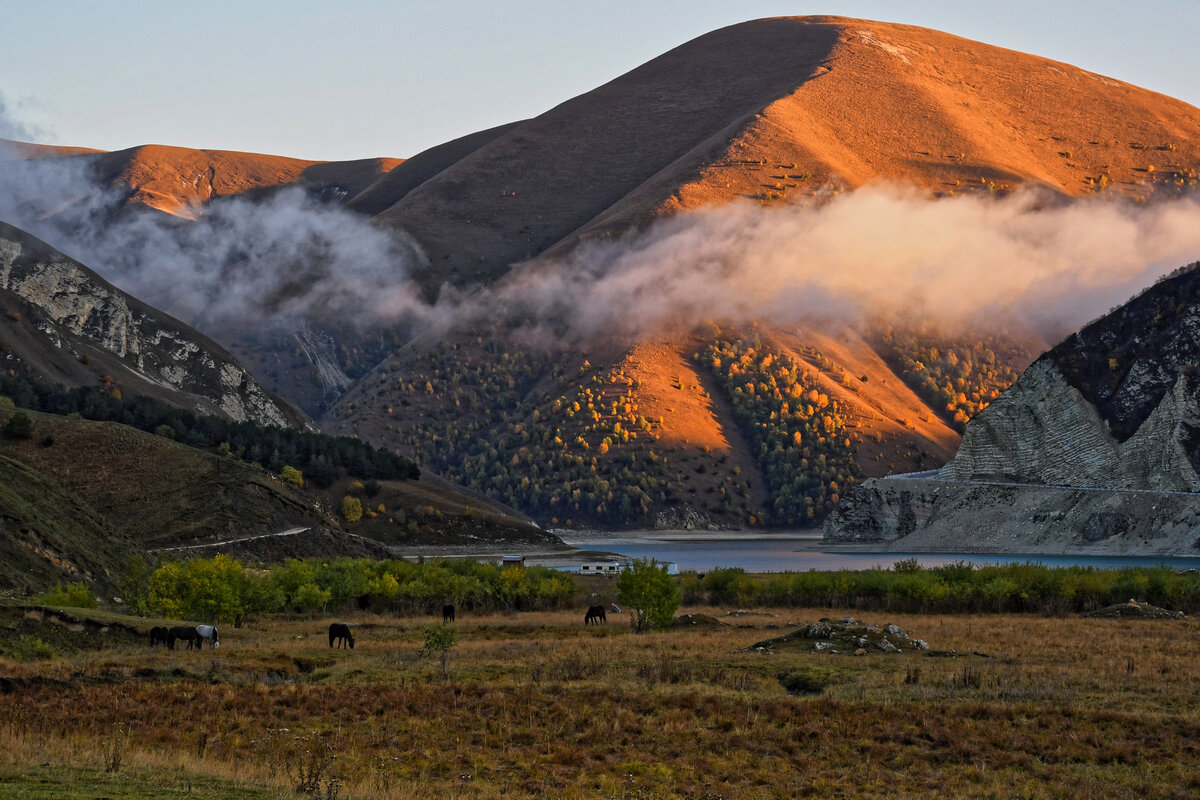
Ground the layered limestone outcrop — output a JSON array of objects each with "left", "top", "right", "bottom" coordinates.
[
  {"left": 824, "top": 475, "right": 1200, "bottom": 555},
  {"left": 937, "top": 359, "right": 1200, "bottom": 492},
  {"left": 825, "top": 356, "right": 1200, "bottom": 554},
  {"left": 0, "top": 223, "right": 296, "bottom": 428}
]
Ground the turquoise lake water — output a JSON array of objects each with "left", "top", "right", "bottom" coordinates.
[{"left": 555, "top": 532, "right": 1200, "bottom": 573}]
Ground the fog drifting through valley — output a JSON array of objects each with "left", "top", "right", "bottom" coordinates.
[
  {"left": 489, "top": 186, "right": 1200, "bottom": 344},
  {"left": 3, "top": 127, "right": 1200, "bottom": 348}
]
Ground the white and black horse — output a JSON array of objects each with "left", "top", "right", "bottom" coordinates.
[{"left": 196, "top": 624, "right": 220, "bottom": 649}]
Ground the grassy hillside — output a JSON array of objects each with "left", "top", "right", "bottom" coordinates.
[
  {"left": 83, "top": 144, "right": 402, "bottom": 218},
  {"left": 0, "top": 456, "right": 126, "bottom": 592},
  {"left": 0, "top": 408, "right": 336, "bottom": 548},
  {"left": 0, "top": 399, "right": 553, "bottom": 591}
]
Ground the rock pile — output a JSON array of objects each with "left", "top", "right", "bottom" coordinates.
[
  {"left": 671, "top": 613, "right": 728, "bottom": 628},
  {"left": 746, "top": 617, "right": 930, "bottom": 655},
  {"left": 1085, "top": 600, "right": 1186, "bottom": 619}
]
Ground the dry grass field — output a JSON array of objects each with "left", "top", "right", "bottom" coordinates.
[{"left": 1, "top": 604, "right": 1198, "bottom": 799}]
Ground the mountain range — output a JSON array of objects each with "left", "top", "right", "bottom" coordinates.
[{"left": 4, "top": 15, "right": 1200, "bottom": 538}]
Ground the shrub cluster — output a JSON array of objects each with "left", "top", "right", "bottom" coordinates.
[
  {"left": 698, "top": 334, "right": 860, "bottom": 524},
  {"left": 681, "top": 561, "right": 1200, "bottom": 613},
  {"left": 41, "top": 581, "right": 98, "bottom": 609},
  {"left": 124, "top": 555, "right": 579, "bottom": 623},
  {"left": 874, "top": 325, "right": 1029, "bottom": 432}
]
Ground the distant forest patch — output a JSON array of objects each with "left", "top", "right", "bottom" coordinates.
[{"left": 0, "top": 375, "right": 419, "bottom": 487}]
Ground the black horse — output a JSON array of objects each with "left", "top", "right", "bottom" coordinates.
[
  {"left": 167, "top": 625, "right": 201, "bottom": 650},
  {"left": 585, "top": 605, "right": 607, "bottom": 625},
  {"left": 442, "top": 604, "right": 455, "bottom": 623},
  {"left": 329, "top": 622, "right": 354, "bottom": 649},
  {"left": 149, "top": 626, "right": 169, "bottom": 647}
]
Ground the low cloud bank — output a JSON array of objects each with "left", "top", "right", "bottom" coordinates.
[
  {"left": 0, "top": 142, "right": 431, "bottom": 330},
  {"left": 0, "top": 91, "right": 46, "bottom": 143},
  {"left": 2, "top": 127, "right": 1200, "bottom": 351},
  {"left": 491, "top": 186, "right": 1200, "bottom": 343}
]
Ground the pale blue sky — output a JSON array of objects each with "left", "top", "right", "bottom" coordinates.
[{"left": 2, "top": 1, "right": 1197, "bottom": 161}]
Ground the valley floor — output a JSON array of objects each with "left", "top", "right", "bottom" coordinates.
[{"left": 1, "top": 604, "right": 1197, "bottom": 799}]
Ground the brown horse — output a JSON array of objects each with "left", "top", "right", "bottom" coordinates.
[
  {"left": 442, "top": 604, "right": 455, "bottom": 623},
  {"left": 585, "top": 605, "right": 607, "bottom": 625}
]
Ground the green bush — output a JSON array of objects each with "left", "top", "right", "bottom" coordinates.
[
  {"left": 2, "top": 411, "right": 33, "bottom": 439},
  {"left": 422, "top": 623, "right": 459, "bottom": 680},
  {"left": 292, "top": 582, "right": 332, "bottom": 615},
  {"left": 617, "top": 558, "right": 682, "bottom": 633},
  {"left": 280, "top": 465, "right": 304, "bottom": 488},
  {"left": 341, "top": 495, "right": 363, "bottom": 523},
  {"left": 16, "top": 635, "right": 55, "bottom": 661},
  {"left": 42, "top": 581, "right": 98, "bottom": 609}
]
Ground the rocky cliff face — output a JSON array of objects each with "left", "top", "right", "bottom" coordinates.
[
  {"left": 0, "top": 222, "right": 303, "bottom": 428},
  {"left": 937, "top": 358, "right": 1200, "bottom": 492},
  {"left": 824, "top": 474, "right": 1200, "bottom": 555},
  {"left": 825, "top": 264, "right": 1200, "bottom": 555}
]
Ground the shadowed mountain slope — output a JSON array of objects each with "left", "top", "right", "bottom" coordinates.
[
  {"left": 0, "top": 403, "right": 556, "bottom": 591},
  {"left": 347, "top": 121, "right": 522, "bottom": 217},
  {"left": 0, "top": 454, "right": 127, "bottom": 593}
]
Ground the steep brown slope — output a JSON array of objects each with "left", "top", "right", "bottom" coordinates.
[
  {"left": 0, "top": 138, "right": 104, "bottom": 159},
  {"left": 370, "top": 16, "right": 1200, "bottom": 287},
  {"left": 87, "top": 144, "right": 402, "bottom": 217},
  {"left": 347, "top": 121, "right": 522, "bottom": 216}
]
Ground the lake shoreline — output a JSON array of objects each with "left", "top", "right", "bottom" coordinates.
[{"left": 391, "top": 528, "right": 1200, "bottom": 573}]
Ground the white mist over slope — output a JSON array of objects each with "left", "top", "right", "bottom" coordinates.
[
  {"left": 0, "top": 92, "right": 45, "bottom": 143},
  {"left": 0, "top": 144, "right": 431, "bottom": 329},
  {"left": 491, "top": 187, "right": 1200, "bottom": 343},
  {"left": 2, "top": 130, "right": 1200, "bottom": 352}
]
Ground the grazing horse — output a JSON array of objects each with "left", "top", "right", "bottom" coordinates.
[
  {"left": 328, "top": 622, "right": 354, "bottom": 649},
  {"left": 585, "top": 604, "right": 607, "bottom": 625},
  {"left": 167, "top": 625, "right": 201, "bottom": 650},
  {"left": 196, "top": 624, "right": 220, "bottom": 649},
  {"left": 149, "top": 626, "right": 169, "bottom": 647},
  {"left": 442, "top": 604, "right": 455, "bottom": 623}
]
